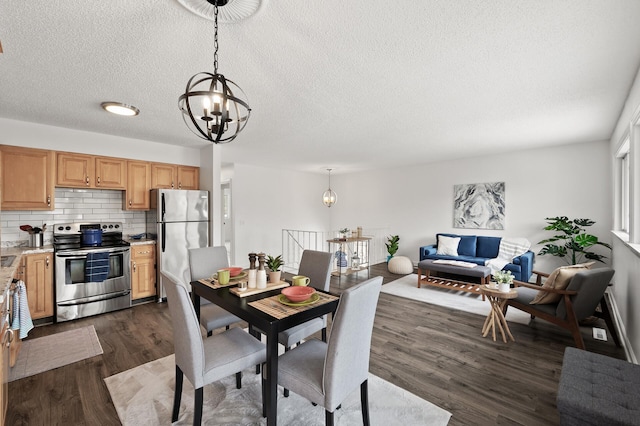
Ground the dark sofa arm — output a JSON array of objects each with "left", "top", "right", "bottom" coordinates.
[{"left": 419, "top": 245, "right": 437, "bottom": 260}]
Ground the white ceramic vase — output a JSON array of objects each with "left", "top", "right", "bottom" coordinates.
[{"left": 498, "top": 282, "right": 511, "bottom": 293}]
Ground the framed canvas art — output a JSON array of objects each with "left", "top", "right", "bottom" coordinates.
[{"left": 453, "top": 182, "right": 505, "bottom": 229}]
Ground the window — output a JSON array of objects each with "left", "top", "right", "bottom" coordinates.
[{"left": 616, "top": 137, "right": 630, "bottom": 233}]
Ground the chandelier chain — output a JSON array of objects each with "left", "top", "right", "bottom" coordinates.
[{"left": 213, "top": 4, "right": 219, "bottom": 74}]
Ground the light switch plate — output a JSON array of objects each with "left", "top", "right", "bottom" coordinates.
[{"left": 593, "top": 327, "right": 607, "bottom": 341}]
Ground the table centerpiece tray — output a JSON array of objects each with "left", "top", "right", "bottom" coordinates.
[{"left": 229, "top": 280, "right": 289, "bottom": 297}]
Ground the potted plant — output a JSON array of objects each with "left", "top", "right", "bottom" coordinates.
[
  {"left": 538, "top": 216, "right": 612, "bottom": 265},
  {"left": 266, "top": 254, "right": 284, "bottom": 283},
  {"left": 385, "top": 235, "right": 400, "bottom": 262},
  {"left": 493, "top": 270, "right": 514, "bottom": 292},
  {"left": 338, "top": 228, "right": 350, "bottom": 241}
]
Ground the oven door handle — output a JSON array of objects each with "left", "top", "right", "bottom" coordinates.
[
  {"left": 56, "top": 249, "right": 130, "bottom": 258},
  {"left": 57, "top": 290, "right": 131, "bottom": 306}
]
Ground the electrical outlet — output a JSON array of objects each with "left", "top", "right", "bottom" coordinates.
[{"left": 593, "top": 327, "right": 607, "bottom": 341}]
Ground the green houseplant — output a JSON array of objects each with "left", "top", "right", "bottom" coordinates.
[
  {"left": 266, "top": 254, "right": 284, "bottom": 283},
  {"left": 538, "top": 216, "right": 612, "bottom": 265},
  {"left": 385, "top": 235, "right": 400, "bottom": 262}
]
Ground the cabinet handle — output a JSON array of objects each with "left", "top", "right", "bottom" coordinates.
[
  {"left": 129, "top": 199, "right": 132, "bottom": 207},
  {"left": 86, "top": 176, "right": 90, "bottom": 185},
  {"left": 47, "top": 195, "right": 51, "bottom": 206},
  {"left": 97, "top": 176, "right": 101, "bottom": 185},
  {"left": 171, "top": 181, "right": 174, "bottom": 189},
  {"left": 178, "top": 182, "right": 182, "bottom": 189},
  {"left": 133, "top": 261, "right": 137, "bottom": 273},
  {"left": 46, "top": 256, "right": 50, "bottom": 268}
]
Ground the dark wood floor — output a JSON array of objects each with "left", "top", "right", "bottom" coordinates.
[{"left": 7, "top": 264, "right": 626, "bottom": 425}]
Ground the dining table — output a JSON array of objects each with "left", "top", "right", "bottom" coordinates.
[{"left": 190, "top": 279, "right": 340, "bottom": 426}]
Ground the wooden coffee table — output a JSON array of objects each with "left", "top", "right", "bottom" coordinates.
[
  {"left": 417, "top": 259, "right": 491, "bottom": 299},
  {"left": 480, "top": 285, "right": 518, "bottom": 343}
]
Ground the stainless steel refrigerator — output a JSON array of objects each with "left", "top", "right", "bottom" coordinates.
[{"left": 147, "top": 189, "right": 209, "bottom": 301}]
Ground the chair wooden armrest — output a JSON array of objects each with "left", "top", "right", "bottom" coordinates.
[
  {"left": 531, "top": 270, "right": 550, "bottom": 286},
  {"left": 513, "top": 280, "right": 578, "bottom": 295}
]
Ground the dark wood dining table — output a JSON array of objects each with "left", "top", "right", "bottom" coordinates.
[{"left": 190, "top": 280, "right": 339, "bottom": 426}]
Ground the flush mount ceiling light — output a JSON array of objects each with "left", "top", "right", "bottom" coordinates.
[
  {"left": 100, "top": 102, "right": 140, "bottom": 117},
  {"left": 178, "top": 0, "right": 251, "bottom": 144},
  {"left": 323, "top": 168, "right": 337, "bottom": 208}
]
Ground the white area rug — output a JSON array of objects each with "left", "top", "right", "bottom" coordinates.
[
  {"left": 105, "top": 354, "right": 451, "bottom": 425},
  {"left": 381, "top": 274, "right": 533, "bottom": 325},
  {"left": 9, "top": 325, "right": 103, "bottom": 382}
]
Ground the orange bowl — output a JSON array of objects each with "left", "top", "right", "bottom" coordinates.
[
  {"left": 221, "top": 266, "right": 243, "bottom": 277},
  {"left": 281, "top": 286, "right": 316, "bottom": 303}
]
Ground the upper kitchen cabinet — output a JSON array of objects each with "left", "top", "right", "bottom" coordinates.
[
  {"left": 177, "top": 166, "right": 199, "bottom": 190},
  {"left": 0, "top": 145, "right": 55, "bottom": 210},
  {"left": 151, "top": 163, "right": 199, "bottom": 190},
  {"left": 57, "top": 152, "right": 126, "bottom": 189},
  {"left": 124, "top": 160, "right": 151, "bottom": 210}
]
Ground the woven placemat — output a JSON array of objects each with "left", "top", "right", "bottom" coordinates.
[{"left": 249, "top": 292, "right": 339, "bottom": 319}]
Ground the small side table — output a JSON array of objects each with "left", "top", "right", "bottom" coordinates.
[{"left": 480, "top": 285, "right": 518, "bottom": 343}]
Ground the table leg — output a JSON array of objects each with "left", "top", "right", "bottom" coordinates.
[
  {"left": 265, "top": 328, "right": 279, "bottom": 426},
  {"left": 417, "top": 268, "right": 423, "bottom": 288},
  {"left": 496, "top": 300, "right": 515, "bottom": 342}
]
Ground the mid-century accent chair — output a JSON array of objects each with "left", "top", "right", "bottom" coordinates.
[
  {"left": 505, "top": 268, "right": 616, "bottom": 349},
  {"left": 163, "top": 272, "right": 266, "bottom": 425},
  {"left": 265, "top": 275, "right": 383, "bottom": 426},
  {"left": 188, "top": 246, "right": 242, "bottom": 336}
]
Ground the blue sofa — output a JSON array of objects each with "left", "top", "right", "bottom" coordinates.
[{"left": 419, "top": 233, "right": 534, "bottom": 282}]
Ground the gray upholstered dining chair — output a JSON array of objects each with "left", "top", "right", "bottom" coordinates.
[
  {"left": 163, "top": 272, "right": 266, "bottom": 425},
  {"left": 279, "top": 249, "right": 334, "bottom": 346},
  {"left": 505, "top": 267, "right": 615, "bottom": 349},
  {"left": 265, "top": 275, "right": 383, "bottom": 426},
  {"left": 189, "top": 246, "right": 242, "bottom": 336}
]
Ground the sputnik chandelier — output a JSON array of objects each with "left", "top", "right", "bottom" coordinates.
[{"left": 178, "top": 0, "right": 251, "bottom": 144}]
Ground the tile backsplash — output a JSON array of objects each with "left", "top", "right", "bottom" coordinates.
[{"left": 1, "top": 188, "right": 147, "bottom": 247}]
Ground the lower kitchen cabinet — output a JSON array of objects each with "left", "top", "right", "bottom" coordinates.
[
  {"left": 23, "top": 253, "right": 54, "bottom": 320},
  {"left": 131, "top": 244, "right": 156, "bottom": 300}
]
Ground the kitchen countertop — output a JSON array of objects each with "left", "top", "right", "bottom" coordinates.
[{"left": 125, "top": 238, "right": 156, "bottom": 246}]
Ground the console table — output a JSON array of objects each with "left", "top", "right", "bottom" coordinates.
[{"left": 326, "top": 237, "right": 371, "bottom": 284}]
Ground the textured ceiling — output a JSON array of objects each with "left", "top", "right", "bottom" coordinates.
[{"left": 1, "top": 0, "right": 640, "bottom": 174}]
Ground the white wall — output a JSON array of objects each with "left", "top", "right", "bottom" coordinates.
[
  {"left": 609, "top": 65, "right": 640, "bottom": 361},
  {"left": 230, "top": 163, "right": 329, "bottom": 268},
  {"left": 330, "top": 140, "right": 612, "bottom": 273}
]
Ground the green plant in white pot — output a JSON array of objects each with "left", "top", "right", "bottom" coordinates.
[
  {"left": 266, "top": 254, "right": 284, "bottom": 283},
  {"left": 493, "top": 270, "right": 514, "bottom": 292}
]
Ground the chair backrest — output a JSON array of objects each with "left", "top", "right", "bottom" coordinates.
[
  {"left": 188, "top": 246, "right": 230, "bottom": 281},
  {"left": 323, "top": 276, "right": 383, "bottom": 411},
  {"left": 556, "top": 268, "right": 615, "bottom": 320},
  {"left": 298, "top": 250, "right": 333, "bottom": 292},
  {"left": 161, "top": 271, "right": 206, "bottom": 389}
]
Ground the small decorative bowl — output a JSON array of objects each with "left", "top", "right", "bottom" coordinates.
[
  {"left": 281, "top": 286, "right": 316, "bottom": 303},
  {"left": 221, "top": 266, "right": 243, "bottom": 277}
]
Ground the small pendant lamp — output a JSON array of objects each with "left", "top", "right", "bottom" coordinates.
[{"left": 323, "top": 169, "right": 337, "bottom": 208}]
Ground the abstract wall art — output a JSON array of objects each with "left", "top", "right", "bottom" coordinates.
[{"left": 453, "top": 182, "right": 505, "bottom": 229}]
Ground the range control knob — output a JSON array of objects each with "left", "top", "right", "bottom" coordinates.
[
  {"left": 57, "top": 226, "right": 64, "bottom": 231},
  {"left": 114, "top": 224, "right": 120, "bottom": 229},
  {"left": 65, "top": 226, "right": 71, "bottom": 230},
  {"left": 102, "top": 224, "right": 108, "bottom": 229}
]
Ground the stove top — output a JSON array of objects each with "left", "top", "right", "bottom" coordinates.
[{"left": 53, "top": 222, "right": 129, "bottom": 252}]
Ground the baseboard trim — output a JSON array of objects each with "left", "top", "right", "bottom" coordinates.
[{"left": 606, "top": 290, "right": 637, "bottom": 363}]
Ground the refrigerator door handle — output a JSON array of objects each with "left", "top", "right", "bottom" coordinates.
[
  {"left": 162, "top": 222, "right": 166, "bottom": 252},
  {"left": 161, "top": 192, "right": 166, "bottom": 222}
]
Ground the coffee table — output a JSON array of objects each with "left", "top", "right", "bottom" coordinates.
[
  {"left": 480, "top": 285, "right": 518, "bottom": 343},
  {"left": 417, "top": 259, "right": 491, "bottom": 298}
]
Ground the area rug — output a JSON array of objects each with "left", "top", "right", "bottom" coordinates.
[
  {"left": 105, "top": 354, "right": 451, "bottom": 425},
  {"left": 381, "top": 274, "right": 533, "bottom": 325},
  {"left": 9, "top": 325, "right": 103, "bottom": 382}
]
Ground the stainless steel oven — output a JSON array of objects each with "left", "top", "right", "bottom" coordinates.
[{"left": 53, "top": 222, "right": 131, "bottom": 322}]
